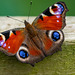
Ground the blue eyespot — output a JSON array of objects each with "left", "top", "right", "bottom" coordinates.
[
  {"left": 52, "top": 31, "right": 60, "bottom": 41},
  {"left": 58, "top": 4, "right": 64, "bottom": 13},
  {"left": 54, "top": 4, "right": 64, "bottom": 15},
  {"left": 19, "top": 50, "right": 29, "bottom": 59}
]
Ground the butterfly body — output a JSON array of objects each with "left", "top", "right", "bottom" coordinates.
[{"left": 0, "top": 1, "right": 68, "bottom": 66}]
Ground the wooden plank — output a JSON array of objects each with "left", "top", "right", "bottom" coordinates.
[{"left": 0, "top": 16, "right": 75, "bottom": 41}]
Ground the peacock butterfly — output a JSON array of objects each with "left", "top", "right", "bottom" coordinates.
[{"left": 0, "top": 1, "right": 68, "bottom": 66}]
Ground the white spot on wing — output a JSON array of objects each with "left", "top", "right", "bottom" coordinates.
[
  {"left": 41, "top": 13, "right": 47, "bottom": 17},
  {"left": 9, "top": 31, "right": 13, "bottom": 36},
  {"left": 56, "top": 16, "right": 60, "bottom": 18},
  {"left": 57, "top": 20, "right": 59, "bottom": 22},
  {"left": 8, "top": 46, "right": 10, "bottom": 49}
]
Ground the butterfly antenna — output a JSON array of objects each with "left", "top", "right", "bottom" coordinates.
[
  {"left": 27, "top": 1, "right": 32, "bottom": 21},
  {"left": 7, "top": 16, "right": 24, "bottom": 23}
]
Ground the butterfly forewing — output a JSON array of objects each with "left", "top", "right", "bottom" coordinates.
[
  {"left": 32, "top": 1, "right": 68, "bottom": 30},
  {"left": 0, "top": 28, "right": 25, "bottom": 55},
  {"left": 31, "top": 1, "right": 68, "bottom": 56}
]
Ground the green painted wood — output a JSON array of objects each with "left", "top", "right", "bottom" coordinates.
[{"left": 0, "top": 0, "right": 74, "bottom": 16}]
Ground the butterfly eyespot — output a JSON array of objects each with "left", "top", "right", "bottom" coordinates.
[
  {"left": 16, "top": 45, "right": 29, "bottom": 63},
  {"left": 19, "top": 50, "right": 29, "bottom": 59},
  {"left": 0, "top": 34, "right": 6, "bottom": 46},
  {"left": 50, "top": 3, "right": 64, "bottom": 15},
  {"left": 48, "top": 30, "right": 64, "bottom": 43},
  {"left": 52, "top": 31, "right": 60, "bottom": 41}
]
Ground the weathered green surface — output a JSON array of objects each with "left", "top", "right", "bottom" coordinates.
[{"left": 0, "top": 41, "right": 75, "bottom": 75}]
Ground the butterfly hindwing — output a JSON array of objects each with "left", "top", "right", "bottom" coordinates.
[
  {"left": 36, "top": 30, "right": 64, "bottom": 56},
  {"left": 16, "top": 32, "right": 45, "bottom": 65}
]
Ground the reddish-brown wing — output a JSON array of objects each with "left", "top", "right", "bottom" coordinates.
[
  {"left": 0, "top": 28, "right": 45, "bottom": 65},
  {"left": 37, "top": 30, "right": 64, "bottom": 56},
  {"left": 20, "top": 36, "right": 45, "bottom": 65},
  {"left": 0, "top": 28, "right": 25, "bottom": 55},
  {"left": 32, "top": 2, "right": 68, "bottom": 30}
]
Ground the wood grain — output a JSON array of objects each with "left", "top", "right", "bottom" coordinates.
[{"left": 0, "top": 16, "right": 74, "bottom": 41}]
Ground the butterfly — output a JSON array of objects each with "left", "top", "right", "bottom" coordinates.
[{"left": 0, "top": 1, "right": 68, "bottom": 66}]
